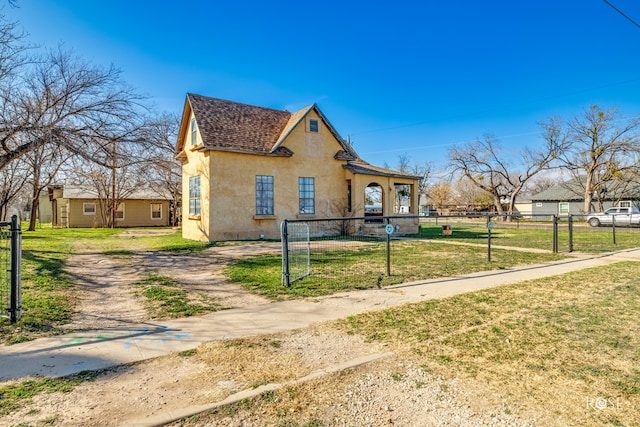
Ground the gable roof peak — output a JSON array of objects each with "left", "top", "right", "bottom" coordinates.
[{"left": 177, "top": 94, "right": 357, "bottom": 158}]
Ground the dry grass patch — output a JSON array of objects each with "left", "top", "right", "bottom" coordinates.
[
  {"left": 192, "top": 337, "right": 312, "bottom": 391},
  {"left": 338, "top": 261, "right": 640, "bottom": 426}
]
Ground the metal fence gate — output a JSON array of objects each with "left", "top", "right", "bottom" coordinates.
[
  {"left": 0, "top": 215, "right": 22, "bottom": 323},
  {"left": 281, "top": 220, "right": 311, "bottom": 287}
]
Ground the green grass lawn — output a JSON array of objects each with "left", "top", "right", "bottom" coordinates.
[
  {"left": 227, "top": 240, "right": 566, "bottom": 299},
  {"left": 417, "top": 223, "right": 640, "bottom": 253},
  {"left": 132, "top": 273, "right": 226, "bottom": 319}
]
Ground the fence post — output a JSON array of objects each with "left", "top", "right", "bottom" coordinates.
[
  {"left": 10, "top": 215, "right": 21, "bottom": 323},
  {"left": 281, "top": 220, "right": 291, "bottom": 287},
  {"left": 487, "top": 216, "right": 492, "bottom": 262},
  {"left": 612, "top": 215, "right": 617, "bottom": 245},
  {"left": 568, "top": 215, "right": 574, "bottom": 253},
  {"left": 385, "top": 217, "right": 391, "bottom": 277},
  {"left": 552, "top": 215, "right": 558, "bottom": 253}
]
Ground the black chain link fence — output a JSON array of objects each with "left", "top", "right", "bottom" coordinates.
[{"left": 281, "top": 214, "right": 640, "bottom": 288}]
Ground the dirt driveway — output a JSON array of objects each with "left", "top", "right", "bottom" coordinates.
[{"left": 62, "top": 233, "right": 278, "bottom": 331}]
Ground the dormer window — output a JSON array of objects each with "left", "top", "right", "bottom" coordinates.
[
  {"left": 191, "top": 118, "right": 197, "bottom": 146},
  {"left": 309, "top": 118, "right": 319, "bottom": 133}
]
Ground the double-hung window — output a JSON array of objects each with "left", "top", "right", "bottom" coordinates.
[
  {"left": 299, "top": 177, "right": 315, "bottom": 214},
  {"left": 189, "top": 175, "right": 201, "bottom": 216},
  {"left": 151, "top": 203, "right": 162, "bottom": 219},
  {"left": 256, "top": 175, "right": 274, "bottom": 215},
  {"left": 558, "top": 202, "right": 569, "bottom": 215},
  {"left": 115, "top": 203, "right": 125, "bottom": 220}
]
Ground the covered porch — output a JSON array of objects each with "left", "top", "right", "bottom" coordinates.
[{"left": 344, "top": 160, "right": 421, "bottom": 231}]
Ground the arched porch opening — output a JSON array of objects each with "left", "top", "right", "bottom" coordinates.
[{"left": 364, "top": 182, "right": 383, "bottom": 222}]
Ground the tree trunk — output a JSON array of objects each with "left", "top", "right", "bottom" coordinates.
[
  {"left": 506, "top": 196, "right": 517, "bottom": 221},
  {"left": 583, "top": 173, "right": 594, "bottom": 213},
  {"left": 494, "top": 195, "right": 504, "bottom": 216},
  {"left": 28, "top": 197, "right": 40, "bottom": 231}
]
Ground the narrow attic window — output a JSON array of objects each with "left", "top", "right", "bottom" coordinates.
[
  {"left": 191, "top": 118, "right": 198, "bottom": 146},
  {"left": 309, "top": 118, "right": 319, "bottom": 133}
]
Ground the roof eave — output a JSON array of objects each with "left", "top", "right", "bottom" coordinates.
[
  {"left": 343, "top": 164, "right": 421, "bottom": 180},
  {"left": 199, "top": 145, "right": 294, "bottom": 157}
]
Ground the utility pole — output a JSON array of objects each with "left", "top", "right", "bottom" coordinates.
[{"left": 111, "top": 138, "right": 116, "bottom": 228}]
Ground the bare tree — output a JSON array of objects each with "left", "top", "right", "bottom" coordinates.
[
  {"left": 23, "top": 141, "right": 71, "bottom": 230},
  {"left": 388, "top": 153, "right": 432, "bottom": 214},
  {"left": 0, "top": 47, "right": 146, "bottom": 172},
  {"left": 395, "top": 153, "right": 411, "bottom": 172},
  {"left": 529, "top": 173, "right": 562, "bottom": 195},
  {"left": 543, "top": 105, "right": 640, "bottom": 213},
  {"left": 0, "top": 156, "right": 28, "bottom": 220},
  {"left": 69, "top": 156, "right": 149, "bottom": 228},
  {"left": 138, "top": 112, "right": 181, "bottom": 225},
  {"left": 408, "top": 160, "right": 431, "bottom": 213},
  {"left": 0, "top": 9, "right": 29, "bottom": 84},
  {"left": 448, "top": 133, "right": 565, "bottom": 217},
  {"left": 452, "top": 176, "right": 493, "bottom": 208}
]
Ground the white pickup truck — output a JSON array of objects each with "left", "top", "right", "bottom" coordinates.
[{"left": 585, "top": 206, "right": 640, "bottom": 227}]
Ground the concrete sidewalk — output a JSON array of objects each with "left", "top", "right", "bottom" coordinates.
[{"left": 2, "top": 248, "right": 639, "bottom": 382}]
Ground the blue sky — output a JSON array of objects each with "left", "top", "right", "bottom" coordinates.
[{"left": 10, "top": 1, "right": 640, "bottom": 174}]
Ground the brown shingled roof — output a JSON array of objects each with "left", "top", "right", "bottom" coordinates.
[
  {"left": 183, "top": 94, "right": 360, "bottom": 159},
  {"left": 188, "top": 93, "right": 292, "bottom": 154}
]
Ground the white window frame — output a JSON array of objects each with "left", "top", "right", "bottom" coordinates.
[
  {"left": 558, "top": 202, "right": 569, "bottom": 215},
  {"left": 189, "top": 175, "right": 201, "bottom": 216},
  {"left": 619, "top": 200, "right": 632, "bottom": 208},
  {"left": 83, "top": 202, "right": 96, "bottom": 215},
  {"left": 115, "top": 203, "right": 125, "bottom": 221},
  {"left": 150, "top": 203, "right": 162, "bottom": 220},
  {"left": 191, "top": 117, "right": 198, "bottom": 146}
]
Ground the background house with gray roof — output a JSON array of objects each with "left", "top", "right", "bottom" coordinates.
[{"left": 530, "top": 178, "right": 640, "bottom": 216}]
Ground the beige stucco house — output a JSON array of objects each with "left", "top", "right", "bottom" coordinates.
[
  {"left": 175, "top": 94, "right": 420, "bottom": 241},
  {"left": 49, "top": 185, "right": 172, "bottom": 228}
]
